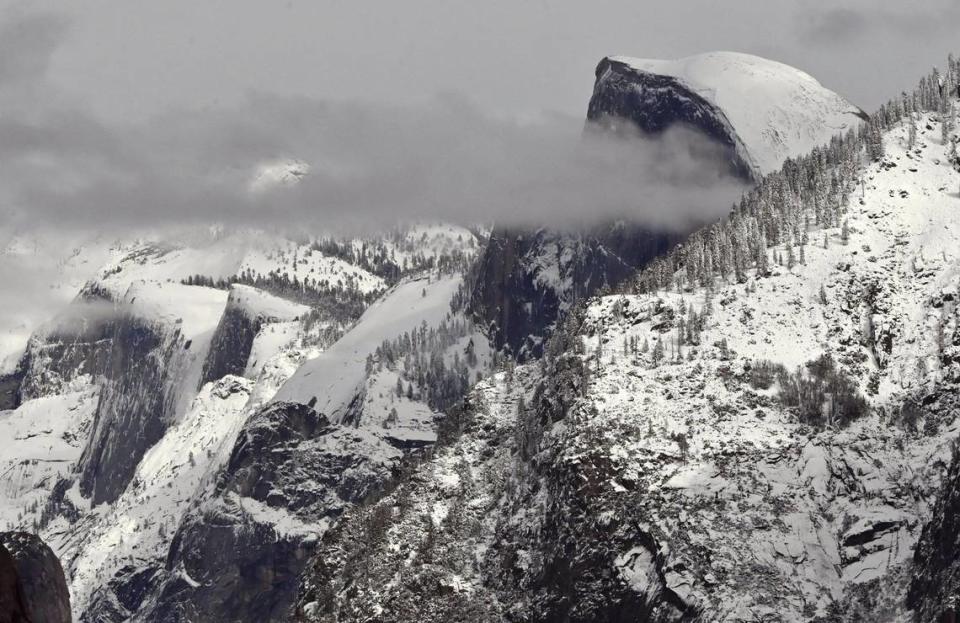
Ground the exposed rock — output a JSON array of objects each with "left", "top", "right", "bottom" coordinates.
[
  {"left": 908, "top": 426, "right": 960, "bottom": 622},
  {"left": 136, "top": 401, "right": 412, "bottom": 622},
  {"left": 0, "top": 542, "right": 29, "bottom": 623},
  {"left": 0, "top": 532, "right": 71, "bottom": 623},
  {"left": 77, "top": 315, "right": 191, "bottom": 505},
  {"left": 15, "top": 285, "right": 116, "bottom": 403}
]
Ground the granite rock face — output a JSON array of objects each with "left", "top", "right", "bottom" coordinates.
[{"left": 0, "top": 532, "right": 71, "bottom": 623}]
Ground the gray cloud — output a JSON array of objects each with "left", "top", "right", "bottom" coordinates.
[
  {"left": 2, "top": 75, "right": 747, "bottom": 237},
  {"left": 0, "top": 8, "right": 67, "bottom": 86},
  {"left": 797, "top": 2, "right": 960, "bottom": 48},
  {"left": 797, "top": 8, "right": 870, "bottom": 45}
]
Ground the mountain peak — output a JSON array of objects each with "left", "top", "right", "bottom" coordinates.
[{"left": 590, "top": 51, "right": 867, "bottom": 177}]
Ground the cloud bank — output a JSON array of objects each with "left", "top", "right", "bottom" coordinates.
[
  {"left": 0, "top": 9, "right": 747, "bottom": 240},
  {"left": 3, "top": 93, "right": 747, "bottom": 236}
]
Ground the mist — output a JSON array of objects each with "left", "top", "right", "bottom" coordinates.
[
  {"left": 0, "top": 7, "right": 752, "bottom": 241},
  {"left": 0, "top": 93, "right": 748, "bottom": 237}
]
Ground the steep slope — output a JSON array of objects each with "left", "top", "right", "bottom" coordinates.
[
  {"left": 297, "top": 102, "right": 960, "bottom": 621},
  {"left": 0, "top": 219, "right": 482, "bottom": 621},
  {"left": 469, "top": 224, "right": 679, "bottom": 359},
  {"left": 77, "top": 281, "right": 228, "bottom": 505},
  {"left": 273, "top": 275, "right": 465, "bottom": 419},
  {"left": 198, "top": 285, "right": 309, "bottom": 387}
]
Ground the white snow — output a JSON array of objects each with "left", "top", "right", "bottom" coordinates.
[
  {"left": 0, "top": 386, "right": 98, "bottom": 529},
  {"left": 228, "top": 284, "right": 309, "bottom": 322},
  {"left": 272, "top": 274, "right": 462, "bottom": 421},
  {"left": 557, "top": 112, "right": 960, "bottom": 619},
  {"left": 237, "top": 239, "right": 386, "bottom": 295},
  {"left": 608, "top": 51, "right": 865, "bottom": 175},
  {"left": 122, "top": 280, "right": 228, "bottom": 339},
  {"left": 247, "top": 158, "right": 310, "bottom": 193}
]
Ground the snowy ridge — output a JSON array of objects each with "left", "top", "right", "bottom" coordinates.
[
  {"left": 226, "top": 284, "right": 309, "bottom": 322},
  {"left": 604, "top": 52, "right": 866, "bottom": 175},
  {"left": 237, "top": 238, "right": 386, "bottom": 295},
  {"left": 0, "top": 387, "right": 98, "bottom": 530},
  {"left": 64, "top": 376, "right": 254, "bottom": 616},
  {"left": 554, "top": 113, "right": 960, "bottom": 618},
  {"left": 272, "top": 274, "right": 462, "bottom": 420},
  {"left": 121, "top": 281, "right": 228, "bottom": 340}
]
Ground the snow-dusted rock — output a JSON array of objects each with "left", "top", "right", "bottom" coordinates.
[{"left": 590, "top": 52, "right": 867, "bottom": 178}]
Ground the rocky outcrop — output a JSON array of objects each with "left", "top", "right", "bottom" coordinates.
[
  {"left": 589, "top": 53, "right": 867, "bottom": 178},
  {"left": 77, "top": 316, "right": 178, "bottom": 505},
  {"left": 198, "top": 285, "right": 305, "bottom": 388},
  {"left": 588, "top": 57, "right": 753, "bottom": 179},
  {"left": 907, "top": 401, "right": 960, "bottom": 622},
  {"left": 0, "top": 532, "right": 71, "bottom": 623},
  {"left": 81, "top": 565, "right": 160, "bottom": 623},
  {"left": 78, "top": 309, "right": 212, "bottom": 506},
  {"left": 0, "top": 542, "right": 29, "bottom": 623},
  {"left": 136, "top": 401, "right": 410, "bottom": 622},
  {"left": 0, "top": 368, "right": 24, "bottom": 412},
  {"left": 15, "top": 285, "right": 116, "bottom": 404},
  {"left": 198, "top": 302, "right": 262, "bottom": 387}
]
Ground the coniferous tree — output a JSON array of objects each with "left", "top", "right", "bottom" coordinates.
[{"left": 651, "top": 338, "right": 664, "bottom": 368}]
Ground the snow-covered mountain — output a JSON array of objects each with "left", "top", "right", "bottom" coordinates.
[
  {"left": 293, "top": 65, "right": 960, "bottom": 621},
  {"left": 0, "top": 220, "right": 485, "bottom": 621},
  {"left": 589, "top": 51, "right": 868, "bottom": 179},
  {"left": 469, "top": 52, "right": 865, "bottom": 361}
]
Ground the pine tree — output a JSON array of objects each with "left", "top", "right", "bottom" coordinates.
[{"left": 651, "top": 339, "right": 664, "bottom": 368}]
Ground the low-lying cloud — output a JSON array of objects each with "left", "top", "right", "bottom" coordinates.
[
  {"left": 0, "top": 10, "right": 747, "bottom": 239},
  {"left": 3, "top": 94, "right": 747, "bottom": 236}
]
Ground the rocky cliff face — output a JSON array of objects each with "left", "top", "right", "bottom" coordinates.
[
  {"left": 0, "top": 224, "right": 481, "bottom": 622},
  {"left": 587, "top": 57, "right": 754, "bottom": 179},
  {"left": 0, "top": 540, "right": 29, "bottom": 623},
  {"left": 469, "top": 224, "right": 679, "bottom": 359},
  {"left": 0, "top": 532, "right": 71, "bottom": 623},
  {"left": 14, "top": 285, "right": 116, "bottom": 405},
  {"left": 78, "top": 306, "right": 219, "bottom": 506},
  {"left": 590, "top": 52, "right": 867, "bottom": 178},
  {"left": 908, "top": 442, "right": 960, "bottom": 622},
  {"left": 134, "top": 390, "right": 440, "bottom": 621},
  {"left": 198, "top": 285, "right": 307, "bottom": 389}
]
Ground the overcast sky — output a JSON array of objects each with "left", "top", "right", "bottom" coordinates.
[{"left": 17, "top": 0, "right": 960, "bottom": 122}]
